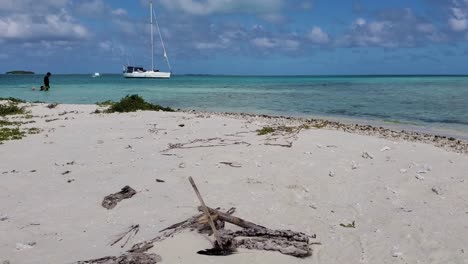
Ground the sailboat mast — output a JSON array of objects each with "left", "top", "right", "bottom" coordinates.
[{"left": 150, "top": 0, "right": 154, "bottom": 71}]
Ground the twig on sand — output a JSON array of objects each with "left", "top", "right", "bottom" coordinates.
[
  {"left": 264, "top": 142, "right": 293, "bottom": 148},
  {"left": 219, "top": 162, "right": 242, "bottom": 168},
  {"left": 162, "top": 137, "right": 251, "bottom": 152},
  {"left": 110, "top": 225, "right": 140, "bottom": 248}
]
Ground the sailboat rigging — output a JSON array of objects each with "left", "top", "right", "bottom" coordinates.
[{"left": 123, "top": 0, "right": 171, "bottom": 79}]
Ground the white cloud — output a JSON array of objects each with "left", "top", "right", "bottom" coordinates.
[
  {"left": 307, "top": 26, "right": 330, "bottom": 44},
  {"left": 0, "top": 0, "right": 69, "bottom": 12},
  {"left": 112, "top": 8, "right": 128, "bottom": 16},
  {"left": 252, "top": 37, "right": 277, "bottom": 48},
  {"left": 159, "top": 0, "right": 283, "bottom": 15},
  {"left": 448, "top": 3, "right": 468, "bottom": 32},
  {"left": 251, "top": 37, "right": 299, "bottom": 50},
  {"left": 0, "top": 10, "right": 90, "bottom": 42},
  {"left": 99, "top": 41, "right": 112, "bottom": 51},
  {"left": 353, "top": 18, "right": 367, "bottom": 27}
]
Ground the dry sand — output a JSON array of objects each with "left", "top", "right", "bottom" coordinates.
[{"left": 0, "top": 103, "right": 467, "bottom": 263}]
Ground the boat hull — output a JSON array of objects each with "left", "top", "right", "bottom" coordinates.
[{"left": 123, "top": 71, "right": 171, "bottom": 79}]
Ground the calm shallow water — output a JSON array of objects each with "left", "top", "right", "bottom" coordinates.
[{"left": 1, "top": 74, "right": 467, "bottom": 134}]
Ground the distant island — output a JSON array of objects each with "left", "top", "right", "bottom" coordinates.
[{"left": 6, "top": 70, "right": 35, "bottom": 75}]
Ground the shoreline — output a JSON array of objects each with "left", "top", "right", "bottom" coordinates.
[
  {"left": 2, "top": 99, "right": 467, "bottom": 154},
  {"left": 182, "top": 109, "right": 468, "bottom": 154}
]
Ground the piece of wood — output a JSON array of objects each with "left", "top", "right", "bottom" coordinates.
[
  {"left": 200, "top": 206, "right": 266, "bottom": 231},
  {"left": 188, "top": 177, "right": 224, "bottom": 249},
  {"left": 234, "top": 237, "right": 311, "bottom": 258}
]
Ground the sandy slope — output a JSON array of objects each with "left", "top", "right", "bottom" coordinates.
[{"left": 0, "top": 103, "right": 467, "bottom": 264}]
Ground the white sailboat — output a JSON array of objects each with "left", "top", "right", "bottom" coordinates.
[{"left": 123, "top": 0, "right": 171, "bottom": 79}]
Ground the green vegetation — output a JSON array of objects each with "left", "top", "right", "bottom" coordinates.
[
  {"left": 340, "top": 221, "right": 356, "bottom": 228},
  {"left": 0, "top": 97, "right": 26, "bottom": 103},
  {"left": 257, "top": 124, "right": 311, "bottom": 135},
  {"left": 0, "top": 104, "right": 26, "bottom": 116},
  {"left": 5, "top": 71, "right": 34, "bottom": 75},
  {"left": 96, "top": 100, "right": 115, "bottom": 107},
  {"left": 27, "top": 127, "right": 41, "bottom": 134},
  {"left": 0, "top": 127, "right": 25, "bottom": 144},
  {"left": 0, "top": 119, "right": 21, "bottom": 126},
  {"left": 106, "top": 94, "right": 174, "bottom": 113},
  {"left": 257, "top": 127, "right": 275, "bottom": 135}
]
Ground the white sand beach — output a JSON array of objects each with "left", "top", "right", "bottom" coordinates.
[{"left": 1, "top": 102, "right": 467, "bottom": 263}]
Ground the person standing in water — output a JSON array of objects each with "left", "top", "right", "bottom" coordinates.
[{"left": 40, "top": 72, "right": 51, "bottom": 91}]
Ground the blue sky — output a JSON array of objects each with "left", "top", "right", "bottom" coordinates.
[{"left": 1, "top": 0, "right": 468, "bottom": 75}]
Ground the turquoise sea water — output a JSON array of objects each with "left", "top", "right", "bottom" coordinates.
[{"left": 1, "top": 74, "right": 467, "bottom": 135}]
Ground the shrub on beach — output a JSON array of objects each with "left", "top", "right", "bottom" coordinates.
[
  {"left": 106, "top": 94, "right": 174, "bottom": 113},
  {"left": 0, "top": 104, "right": 26, "bottom": 116}
]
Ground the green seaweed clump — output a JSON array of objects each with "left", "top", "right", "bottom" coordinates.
[
  {"left": 0, "top": 104, "right": 26, "bottom": 116},
  {"left": 257, "top": 127, "right": 275, "bottom": 135},
  {"left": 0, "top": 127, "right": 25, "bottom": 144},
  {"left": 106, "top": 94, "right": 174, "bottom": 113}
]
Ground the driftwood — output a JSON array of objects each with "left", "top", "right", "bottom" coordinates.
[
  {"left": 76, "top": 253, "right": 161, "bottom": 264},
  {"left": 188, "top": 177, "right": 224, "bottom": 249},
  {"left": 129, "top": 208, "right": 236, "bottom": 253},
  {"left": 201, "top": 206, "right": 266, "bottom": 231},
  {"left": 234, "top": 237, "right": 310, "bottom": 257},
  {"left": 102, "top": 186, "right": 136, "bottom": 210},
  {"left": 220, "top": 229, "right": 313, "bottom": 257}
]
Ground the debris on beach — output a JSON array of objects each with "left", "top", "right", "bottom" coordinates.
[
  {"left": 15, "top": 242, "right": 36, "bottom": 251},
  {"left": 126, "top": 177, "right": 317, "bottom": 258},
  {"left": 76, "top": 253, "right": 161, "bottom": 264},
  {"left": 415, "top": 174, "right": 425, "bottom": 181},
  {"left": 163, "top": 137, "right": 250, "bottom": 152},
  {"left": 111, "top": 225, "right": 140, "bottom": 248},
  {"left": 219, "top": 161, "right": 242, "bottom": 168},
  {"left": 46, "top": 103, "right": 58, "bottom": 109},
  {"left": 431, "top": 187, "right": 442, "bottom": 195},
  {"left": 155, "top": 179, "right": 165, "bottom": 183},
  {"left": 329, "top": 170, "right": 336, "bottom": 177},
  {"left": 102, "top": 186, "right": 137, "bottom": 210},
  {"left": 340, "top": 221, "right": 356, "bottom": 228},
  {"left": 351, "top": 161, "right": 359, "bottom": 170},
  {"left": 380, "top": 146, "right": 391, "bottom": 152},
  {"left": 361, "top": 152, "right": 374, "bottom": 159},
  {"left": 416, "top": 164, "right": 432, "bottom": 174}
]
